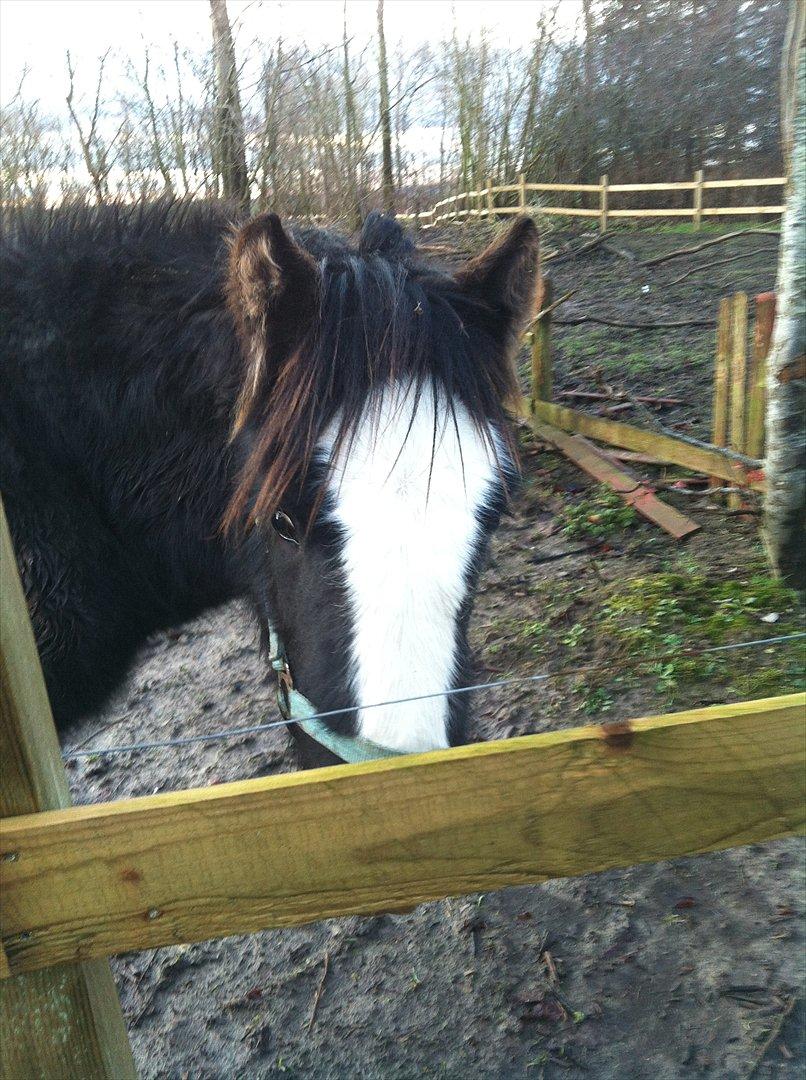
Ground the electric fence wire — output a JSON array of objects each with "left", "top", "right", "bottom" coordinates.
[{"left": 62, "top": 631, "right": 806, "bottom": 760}]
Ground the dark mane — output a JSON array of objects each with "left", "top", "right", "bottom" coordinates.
[
  {"left": 226, "top": 210, "right": 518, "bottom": 530},
  {"left": 1, "top": 199, "right": 520, "bottom": 539}
]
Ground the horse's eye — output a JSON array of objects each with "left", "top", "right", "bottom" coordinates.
[{"left": 271, "top": 510, "right": 299, "bottom": 545}]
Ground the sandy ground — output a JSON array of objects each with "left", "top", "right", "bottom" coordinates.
[{"left": 62, "top": 225, "right": 804, "bottom": 1079}]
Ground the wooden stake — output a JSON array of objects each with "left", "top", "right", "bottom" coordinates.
[
  {"left": 600, "top": 173, "right": 609, "bottom": 233},
  {"left": 693, "top": 168, "right": 704, "bottom": 230},
  {"left": 711, "top": 296, "right": 733, "bottom": 490},
  {"left": 485, "top": 175, "right": 494, "bottom": 217},
  {"left": 518, "top": 172, "right": 526, "bottom": 211},
  {"left": 728, "top": 292, "right": 749, "bottom": 509},
  {"left": 0, "top": 502, "right": 136, "bottom": 1079},
  {"left": 531, "top": 277, "right": 553, "bottom": 405},
  {"left": 746, "top": 292, "right": 776, "bottom": 460}
]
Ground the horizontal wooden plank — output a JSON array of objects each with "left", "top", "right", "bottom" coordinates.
[
  {"left": 533, "top": 207, "right": 602, "bottom": 217},
  {"left": 1, "top": 695, "right": 803, "bottom": 977},
  {"left": 524, "top": 399, "right": 765, "bottom": 490},
  {"left": 608, "top": 182, "right": 696, "bottom": 192},
  {"left": 702, "top": 177, "right": 787, "bottom": 188},
  {"left": 608, "top": 208, "right": 695, "bottom": 217},
  {"left": 702, "top": 206, "right": 785, "bottom": 215},
  {"left": 525, "top": 183, "right": 601, "bottom": 192}
]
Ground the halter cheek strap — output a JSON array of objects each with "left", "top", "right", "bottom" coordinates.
[{"left": 268, "top": 626, "right": 404, "bottom": 764}]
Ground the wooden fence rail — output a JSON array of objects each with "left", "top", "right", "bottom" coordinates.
[
  {"left": 1, "top": 694, "right": 804, "bottom": 978},
  {"left": 398, "top": 172, "right": 787, "bottom": 231}
]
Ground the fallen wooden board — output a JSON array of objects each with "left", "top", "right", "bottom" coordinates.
[
  {"left": 531, "top": 420, "right": 700, "bottom": 539},
  {"left": 519, "top": 399, "right": 765, "bottom": 490},
  {"left": 1, "top": 694, "right": 803, "bottom": 977}
]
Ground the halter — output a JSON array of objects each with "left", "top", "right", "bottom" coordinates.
[{"left": 268, "top": 626, "right": 404, "bottom": 764}]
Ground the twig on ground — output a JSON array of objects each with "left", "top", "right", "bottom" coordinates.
[
  {"left": 641, "top": 228, "right": 780, "bottom": 268},
  {"left": 668, "top": 247, "right": 778, "bottom": 286},
  {"left": 744, "top": 994, "right": 798, "bottom": 1078},
  {"left": 532, "top": 290, "right": 576, "bottom": 323},
  {"left": 544, "top": 233, "right": 606, "bottom": 266},
  {"left": 306, "top": 951, "right": 331, "bottom": 1032},
  {"left": 554, "top": 313, "right": 716, "bottom": 329}
]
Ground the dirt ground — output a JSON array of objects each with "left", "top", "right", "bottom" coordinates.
[{"left": 64, "top": 224, "right": 804, "bottom": 1080}]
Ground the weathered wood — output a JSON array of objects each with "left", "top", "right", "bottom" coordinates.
[
  {"left": 518, "top": 172, "right": 527, "bottom": 210},
  {"left": 530, "top": 277, "right": 553, "bottom": 404},
  {"left": 711, "top": 297, "right": 733, "bottom": 489},
  {"left": 1, "top": 695, "right": 803, "bottom": 977},
  {"left": 746, "top": 292, "right": 776, "bottom": 460},
  {"left": 702, "top": 206, "right": 786, "bottom": 216},
  {"left": 532, "top": 421, "right": 700, "bottom": 539},
  {"left": 0, "top": 502, "right": 137, "bottom": 1078},
  {"left": 608, "top": 181, "right": 697, "bottom": 192},
  {"left": 524, "top": 182, "right": 601, "bottom": 193},
  {"left": 524, "top": 399, "right": 765, "bottom": 490},
  {"left": 728, "top": 292, "right": 749, "bottom": 508},
  {"left": 693, "top": 168, "right": 705, "bottom": 230},
  {"left": 600, "top": 173, "right": 609, "bottom": 233},
  {"left": 702, "top": 177, "right": 787, "bottom": 188},
  {"left": 485, "top": 175, "right": 494, "bottom": 215}
]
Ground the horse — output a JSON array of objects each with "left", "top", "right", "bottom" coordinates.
[{"left": 0, "top": 201, "right": 540, "bottom": 767}]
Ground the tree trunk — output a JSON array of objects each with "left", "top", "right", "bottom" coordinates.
[
  {"left": 377, "top": 0, "right": 395, "bottom": 213},
  {"left": 209, "top": 0, "right": 249, "bottom": 212},
  {"left": 764, "top": 6, "right": 805, "bottom": 592}
]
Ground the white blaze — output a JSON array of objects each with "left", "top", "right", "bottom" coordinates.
[{"left": 323, "top": 383, "right": 499, "bottom": 753}]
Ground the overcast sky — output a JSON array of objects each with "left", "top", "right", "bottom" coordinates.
[{"left": 1, "top": 0, "right": 583, "bottom": 110}]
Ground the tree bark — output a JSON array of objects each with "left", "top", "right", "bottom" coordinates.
[
  {"left": 764, "top": 5, "right": 805, "bottom": 592},
  {"left": 376, "top": 0, "right": 395, "bottom": 213},
  {"left": 209, "top": 0, "right": 248, "bottom": 211}
]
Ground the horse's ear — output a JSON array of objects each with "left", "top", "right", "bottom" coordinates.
[
  {"left": 455, "top": 215, "right": 540, "bottom": 343},
  {"left": 227, "top": 214, "right": 319, "bottom": 430},
  {"left": 226, "top": 214, "right": 319, "bottom": 419}
]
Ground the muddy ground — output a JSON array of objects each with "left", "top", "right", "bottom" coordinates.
[{"left": 65, "top": 224, "right": 804, "bottom": 1079}]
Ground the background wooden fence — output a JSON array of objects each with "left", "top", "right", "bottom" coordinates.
[{"left": 398, "top": 173, "right": 787, "bottom": 231}]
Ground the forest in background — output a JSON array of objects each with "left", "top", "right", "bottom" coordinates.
[{"left": 0, "top": 0, "right": 790, "bottom": 222}]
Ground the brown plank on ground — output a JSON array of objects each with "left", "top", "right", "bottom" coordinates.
[
  {"left": 522, "top": 398, "right": 764, "bottom": 491},
  {"left": 532, "top": 419, "right": 701, "bottom": 540}
]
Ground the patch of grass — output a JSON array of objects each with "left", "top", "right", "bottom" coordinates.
[
  {"left": 560, "top": 486, "right": 637, "bottom": 540},
  {"left": 593, "top": 570, "right": 803, "bottom": 700}
]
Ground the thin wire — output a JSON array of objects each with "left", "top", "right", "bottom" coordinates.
[{"left": 62, "top": 632, "right": 806, "bottom": 760}]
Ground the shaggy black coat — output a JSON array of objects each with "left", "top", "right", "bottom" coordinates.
[{"left": 0, "top": 200, "right": 538, "bottom": 744}]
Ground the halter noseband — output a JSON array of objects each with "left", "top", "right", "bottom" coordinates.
[{"left": 268, "top": 627, "right": 404, "bottom": 764}]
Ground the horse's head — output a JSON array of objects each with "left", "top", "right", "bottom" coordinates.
[{"left": 225, "top": 210, "right": 539, "bottom": 764}]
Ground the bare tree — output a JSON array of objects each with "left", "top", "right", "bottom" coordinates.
[
  {"left": 65, "top": 50, "right": 123, "bottom": 202},
  {"left": 377, "top": 0, "right": 394, "bottom": 212},
  {"left": 209, "top": 0, "right": 248, "bottom": 210},
  {"left": 764, "top": 0, "right": 806, "bottom": 591}
]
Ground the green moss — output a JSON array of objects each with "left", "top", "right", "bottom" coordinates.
[{"left": 560, "top": 486, "right": 637, "bottom": 539}]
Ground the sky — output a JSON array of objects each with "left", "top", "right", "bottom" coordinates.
[{"left": 1, "top": 0, "right": 583, "bottom": 109}]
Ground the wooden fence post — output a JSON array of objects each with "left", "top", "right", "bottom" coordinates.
[
  {"left": 531, "top": 276, "right": 553, "bottom": 407},
  {"left": 711, "top": 296, "right": 733, "bottom": 491},
  {"left": 600, "top": 173, "right": 609, "bottom": 233},
  {"left": 0, "top": 502, "right": 137, "bottom": 1080},
  {"left": 693, "top": 168, "right": 704, "bottom": 230},
  {"left": 486, "top": 176, "right": 494, "bottom": 218},
  {"left": 518, "top": 172, "right": 526, "bottom": 212},
  {"left": 728, "top": 292, "right": 749, "bottom": 509},
  {"left": 746, "top": 291, "right": 776, "bottom": 460}
]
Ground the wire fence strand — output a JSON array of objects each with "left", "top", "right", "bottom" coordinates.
[{"left": 61, "top": 631, "right": 806, "bottom": 760}]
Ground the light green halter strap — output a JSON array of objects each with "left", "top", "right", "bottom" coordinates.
[{"left": 268, "top": 627, "right": 404, "bottom": 764}]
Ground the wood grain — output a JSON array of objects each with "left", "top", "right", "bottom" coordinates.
[
  {"left": 1, "top": 695, "right": 803, "bottom": 977},
  {"left": 525, "top": 400, "right": 764, "bottom": 489},
  {"left": 0, "top": 501, "right": 136, "bottom": 1078}
]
